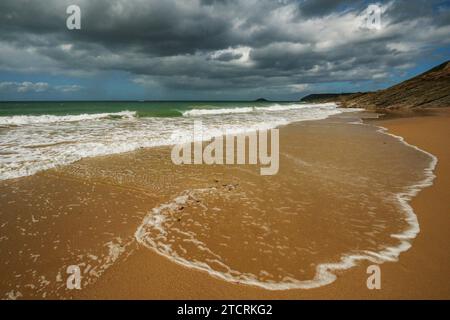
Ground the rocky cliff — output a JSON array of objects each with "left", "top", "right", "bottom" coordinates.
[{"left": 302, "top": 60, "right": 450, "bottom": 110}]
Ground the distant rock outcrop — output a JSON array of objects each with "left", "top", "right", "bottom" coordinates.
[{"left": 302, "top": 60, "right": 450, "bottom": 110}]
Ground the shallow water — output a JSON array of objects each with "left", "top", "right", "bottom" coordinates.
[{"left": 134, "top": 116, "right": 434, "bottom": 289}]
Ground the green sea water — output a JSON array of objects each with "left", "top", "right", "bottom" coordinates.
[
  {"left": 0, "top": 101, "right": 280, "bottom": 118},
  {"left": 0, "top": 100, "right": 347, "bottom": 180}
]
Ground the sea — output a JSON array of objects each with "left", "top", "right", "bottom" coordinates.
[{"left": 0, "top": 101, "right": 357, "bottom": 180}]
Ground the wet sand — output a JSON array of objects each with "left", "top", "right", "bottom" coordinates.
[
  {"left": 1, "top": 110, "right": 449, "bottom": 299},
  {"left": 79, "top": 110, "right": 450, "bottom": 299}
]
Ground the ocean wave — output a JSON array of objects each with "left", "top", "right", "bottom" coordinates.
[
  {"left": 0, "top": 103, "right": 356, "bottom": 180},
  {"left": 0, "top": 110, "right": 137, "bottom": 126},
  {"left": 258, "top": 102, "right": 336, "bottom": 112},
  {"left": 182, "top": 107, "right": 255, "bottom": 117},
  {"left": 181, "top": 103, "right": 338, "bottom": 117}
]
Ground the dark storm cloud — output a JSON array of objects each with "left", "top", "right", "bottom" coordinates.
[
  {"left": 0, "top": 0, "right": 449, "bottom": 95},
  {"left": 298, "top": 0, "right": 362, "bottom": 17},
  {"left": 209, "top": 51, "right": 243, "bottom": 62}
]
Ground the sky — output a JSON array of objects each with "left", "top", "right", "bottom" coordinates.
[{"left": 0, "top": 0, "right": 449, "bottom": 101}]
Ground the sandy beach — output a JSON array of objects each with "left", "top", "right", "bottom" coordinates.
[
  {"left": 1, "top": 0, "right": 449, "bottom": 305},
  {"left": 1, "top": 109, "right": 449, "bottom": 300},
  {"left": 77, "top": 109, "right": 450, "bottom": 300}
]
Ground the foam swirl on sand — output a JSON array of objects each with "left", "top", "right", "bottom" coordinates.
[
  {"left": 134, "top": 187, "right": 281, "bottom": 289},
  {"left": 303, "top": 125, "right": 438, "bottom": 289},
  {"left": 134, "top": 122, "right": 437, "bottom": 290}
]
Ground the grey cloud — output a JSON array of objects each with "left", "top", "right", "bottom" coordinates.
[
  {"left": 55, "top": 85, "right": 83, "bottom": 92},
  {"left": 0, "top": 81, "right": 82, "bottom": 93},
  {"left": 0, "top": 0, "right": 449, "bottom": 97},
  {"left": 298, "top": 0, "right": 362, "bottom": 17},
  {"left": 0, "top": 82, "right": 49, "bottom": 93},
  {"left": 209, "top": 51, "right": 243, "bottom": 62}
]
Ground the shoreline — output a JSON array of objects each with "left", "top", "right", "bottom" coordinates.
[
  {"left": 131, "top": 111, "right": 438, "bottom": 292},
  {"left": 0, "top": 102, "right": 346, "bottom": 181},
  {"left": 78, "top": 110, "right": 449, "bottom": 299},
  {"left": 1, "top": 108, "right": 449, "bottom": 299}
]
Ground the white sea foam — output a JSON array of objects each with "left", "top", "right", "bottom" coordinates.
[
  {"left": 181, "top": 102, "right": 338, "bottom": 117},
  {"left": 0, "top": 103, "right": 358, "bottom": 180},
  {"left": 295, "top": 124, "right": 438, "bottom": 289},
  {"left": 182, "top": 107, "right": 255, "bottom": 116},
  {"left": 134, "top": 120, "right": 438, "bottom": 290},
  {"left": 5, "top": 290, "right": 23, "bottom": 300},
  {"left": 0, "top": 110, "right": 136, "bottom": 126},
  {"left": 257, "top": 102, "right": 338, "bottom": 112}
]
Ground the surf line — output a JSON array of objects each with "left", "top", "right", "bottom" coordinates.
[{"left": 170, "top": 120, "right": 279, "bottom": 175}]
